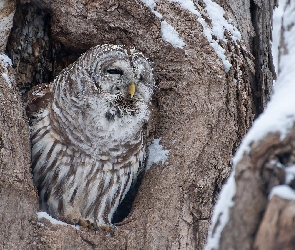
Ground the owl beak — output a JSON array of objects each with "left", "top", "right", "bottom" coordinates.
[{"left": 128, "top": 82, "right": 136, "bottom": 98}]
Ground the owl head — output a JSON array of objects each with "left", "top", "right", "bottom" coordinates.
[{"left": 48, "top": 44, "right": 155, "bottom": 149}]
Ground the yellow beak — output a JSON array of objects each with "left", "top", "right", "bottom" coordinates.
[{"left": 128, "top": 82, "right": 136, "bottom": 98}]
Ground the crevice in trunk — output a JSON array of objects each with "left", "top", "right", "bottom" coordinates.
[
  {"left": 250, "top": 0, "right": 276, "bottom": 117},
  {"left": 112, "top": 167, "right": 145, "bottom": 224},
  {"left": 6, "top": 1, "right": 81, "bottom": 94}
]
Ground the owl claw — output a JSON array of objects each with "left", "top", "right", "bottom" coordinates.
[
  {"left": 91, "top": 223, "right": 98, "bottom": 234},
  {"left": 74, "top": 218, "right": 99, "bottom": 234},
  {"left": 73, "top": 218, "right": 78, "bottom": 227},
  {"left": 87, "top": 221, "right": 98, "bottom": 232},
  {"left": 101, "top": 224, "right": 116, "bottom": 236}
]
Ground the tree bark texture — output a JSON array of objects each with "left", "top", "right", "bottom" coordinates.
[
  {"left": 212, "top": 1, "right": 295, "bottom": 250},
  {"left": 1, "top": 0, "right": 275, "bottom": 249},
  {"left": 217, "top": 124, "right": 295, "bottom": 250}
]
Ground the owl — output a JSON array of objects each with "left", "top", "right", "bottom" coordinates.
[{"left": 26, "top": 44, "right": 155, "bottom": 231}]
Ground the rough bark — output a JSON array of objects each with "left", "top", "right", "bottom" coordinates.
[
  {"left": 217, "top": 124, "right": 295, "bottom": 250},
  {"left": 0, "top": 44, "right": 38, "bottom": 250},
  {"left": 249, "top": 0, "right": 277, "bottom": 114},
  {"left": 255, "top": 195, "right": 295, "bottom": 250},
  {"left": 218, "top": 130, "right": 290, "bottom": 250},
  {"left": 1, "top": 0, "right": 275, "bottom": 249},
  {"left": 213, "top": 1, "right": 295, "bottom": 249}
]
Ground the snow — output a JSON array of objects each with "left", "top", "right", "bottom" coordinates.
[
  {"left": 269, "top": 159, "right": 295, "bottom": 201},
  {"left": 269, "top": 185, "right": 295, "bottom": 200},
  {"left": 140, "top": 0, "right": 186, "bottom": 48},
  {"left": 203, "top": 0, "right": 241, "bottom": 41},
  {"left": 0, "top": 54, "right": 12, "bottom": 67},
  {"left": 2, "top": 72, "right": 12, "bottom": 88},
  {"left": 233, "top": 0, "right": 295, "bottom": 166},
  {"left": 142, "top": 0, "right": 243, "bottom": 59},
  {"left": 161, "top": 21, "right": 185, "bottom": 49},
  {"left": 205, "top": 170, "right": 236, "bottom": 250},
  {"left": 146, "top": 138, "right": 169, "bottom": 170},
  {"left": 37, "top": 212, "right": 79, "bottom": 229},
  {"left": 0, "top": 54, "right": 12, "bottom": 88},
  {"left": 140, "top": 0, "right": 163, "bottom": 18},
  {"left": 272, "top": 0, "right": 287, "bottom": 74},
  {"left": 206, "top": 1, "right": 295, "bottom": 248},
  {"left": 285, "top": 165, "right": 295, "bottom": 184},
  {"left": 37, "top": 212, "right": 68, "bottom": 226},
  {"left": 170, "top": 0, "right": 196, "bottom": 12},
  {"left": 170, "top": 0, "right": 242, "bottom": 72}
]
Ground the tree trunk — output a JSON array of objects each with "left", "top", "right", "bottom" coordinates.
[
  {"left": 0, "top": 0, "right": 275, "bottom": 249},
  {"left": 206, "top": 1, "right": 295, "bottom": 249}
]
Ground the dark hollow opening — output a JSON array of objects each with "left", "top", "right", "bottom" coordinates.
[{"left": 112, "top": 169, "right": 145, "bottom": 224}]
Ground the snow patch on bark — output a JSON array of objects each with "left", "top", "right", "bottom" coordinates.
[
  {"left": 205, "top": 170, "right": 236, "bottom": 250},
  {"left": 269, "top": 185, "right": 295, "bottom": 200},
  {"left": 206, "top": 1, "right": 295, "bottom": 248},
  {"left": 233, "top": 0, "right": 295, "bottom": 166},
  {"left": 271, "top": 165, "right": 295, "bottom": 200},
  {"left": 0, "top": 54, "right": 12, "bottom": 67},
  {"left": 2, "top": 72, "right": 11, "bottom": 88},
  {"left": 37, "top": 212, "right": 68, "bottom": 225},
  {"left": 170, "top": 0, "right": 242, "bottom": 73},
  {"left": 140, "top": 0, "right": 186, "bottom": 48},
  {"left": 0, "top": 54, "right": 13, "bottom": 88},
  {"left": 140, "top": 0, "right": 163, "bottom": 18},
  {"left": 146, "top": 138, "right": 169, "bottom": 170},
  {"left": 161, "top": 21, "right": 185, "bottom": 49},
  {"left": 37, "top": 212, "right": 79, "bottom": 229}
]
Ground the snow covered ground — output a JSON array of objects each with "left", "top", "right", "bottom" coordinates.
[{"left": 205, "top": 0, "right": 295, "bottom": 249}]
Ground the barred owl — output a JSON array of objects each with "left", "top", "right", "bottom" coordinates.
[{"left": 26, "top": 44, "right": 154, "bottom": 230}]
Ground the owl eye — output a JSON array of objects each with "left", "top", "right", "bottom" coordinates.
[{"left": 107, "top": 68, "right": 124, "bottom": 75}]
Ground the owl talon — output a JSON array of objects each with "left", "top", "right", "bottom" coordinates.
[
  {"left": 110, "top": 224, "right": 116, "bottom": 237},
  {"left": 100, "top": 224, "right": 116, "bottom": 236},
  {"left": 92, "top": 223, "right": 98, "bottom": 234},
  {"left": 76, "top": 219, "right": 99, "bottom": 233},
  {"left": 87, "top": 221, "right": 98, "bottom": 232},
  {"left": 73, "top": 218, "right": 80, "bottom": 227}
]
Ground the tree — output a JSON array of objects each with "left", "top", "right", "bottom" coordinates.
[
  {"left": 207, "top": 1, "right": 295, "bottom": 249},
  {"left": 0, "top": 0, "right": 276, "bottom": 249}
]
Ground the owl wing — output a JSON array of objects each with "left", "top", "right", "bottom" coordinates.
[{"left": 25, "top": 83, "right": 53, "bottom": 118}]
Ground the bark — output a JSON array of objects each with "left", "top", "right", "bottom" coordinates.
[
  {"left": 255, "top": 196, "right": 295, "bottom": 250},
  {"left": 217, "top": 124, "right": 295, "bottom": 250},
  {"left": 1, "top": 0, "right": 275, "bottom": 249},
  {"left": 211, "top": 1, "right": 295, "bottom": 250}
]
